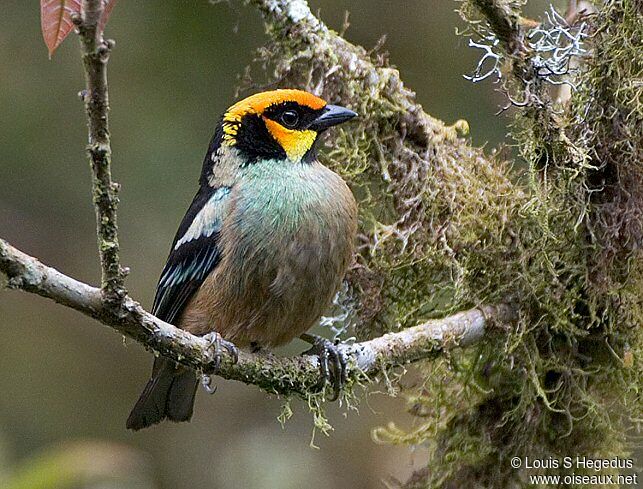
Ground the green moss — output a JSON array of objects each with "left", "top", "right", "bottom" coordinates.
[
  {"left": 381, "top": 1, "right": 640, "bottom": 486},
  {"left": 246, "top": 0, "right": 641, "bottom": 485}
]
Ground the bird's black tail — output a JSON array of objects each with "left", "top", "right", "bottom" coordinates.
[{"left": 126, "top": 357, "right": 198, "bottom": 430}]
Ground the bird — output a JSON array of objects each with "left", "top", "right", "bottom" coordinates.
[{"left": 126, "top": 89, "right": 358, "bottom": 430}]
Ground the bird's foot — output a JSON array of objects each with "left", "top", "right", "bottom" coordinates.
[
  {"left": 202, "top": 331, "right": 239, "bottom": 371},
  {"left": 201, "top": 332, "right": 238, "bottom": 395},
  {"left": 201, "top": 373, "right": 217, "bottom": 395},
  {"left": 300, "top": 333, "right": 347, "bottom": 401}
]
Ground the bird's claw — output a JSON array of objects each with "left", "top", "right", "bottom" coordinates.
[
  {"left": 201, "top": 332, "right": 238, "bottom": 395},
  {"left": 201, "top": 374, "right": 218, "bottom": 395},
  {"left": 203, "top": 331, "right": 239, "bottom": 371},
  {"left": 300, "top": 333, "right": 347, "bottom": 401}
]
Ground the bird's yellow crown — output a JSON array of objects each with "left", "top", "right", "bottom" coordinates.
[
  {"left": 221, "top": 89, "right": 327, "bottom": 162},
  {"left": 224, "top": 89, "right": 326, "bottom": 120}
]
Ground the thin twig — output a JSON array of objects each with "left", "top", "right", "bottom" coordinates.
[
  {"left": 0, "top": 238, "right": 515, "bottom": 397},
  {"left": 73, "top": 0, "right": 126, "bottom": 301}
]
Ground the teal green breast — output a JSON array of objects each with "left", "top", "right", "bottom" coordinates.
[
  {"left": 236, "top": 158, "right": 332, "bottom": 235},
  {"left": 199, "top": 156, "right": 357, "bottom": 346}
]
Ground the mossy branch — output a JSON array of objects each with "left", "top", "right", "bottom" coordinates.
[
  {"left": 469, "top": 0, "right": 527, "bottom": 56},
  {"left": 465, "top": 0, "right": 553, "bottom": 106},
  {"left": 241, "top": 0, "right": 522, "bottom": 338},
  {"left": 237, "top": 1, "right": 641, "bottom": 486},
  {"left": 0, "top": 0, "right": 519, "bottom": 403},
  {"left": 73, "top": 0, "right": 126, "bottom": 302},
  {"left": 245, "top": 0, "right": 462, "bottom": 148},
  {"left": 0, "top": 238, "right": 515, "bottom": 397}
]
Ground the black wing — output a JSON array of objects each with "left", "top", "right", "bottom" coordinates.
[
  {"left": 152, "top": 124, "right": 230, "bottom": 325},
  {"left": 151, "top": 185, "right": 231, "bottom": 324}
]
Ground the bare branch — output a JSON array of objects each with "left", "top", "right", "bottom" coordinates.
[
  {"left": 0, "top": 238, "right": 515, "bottom": 397},
  {"left": 73, "top": 0, "right": 126, "bottom": 301}
]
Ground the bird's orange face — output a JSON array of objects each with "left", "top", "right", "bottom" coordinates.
[{"left": 220, "top": 89, "right": 357, "bottom": 163}]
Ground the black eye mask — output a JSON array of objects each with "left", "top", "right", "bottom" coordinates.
[{"left": 262, "top": 101, "right": 325, "bottom": 131}]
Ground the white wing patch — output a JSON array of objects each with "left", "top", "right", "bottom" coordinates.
[{"left": 174, "top": 187, "right": 230, "bottom": 250}]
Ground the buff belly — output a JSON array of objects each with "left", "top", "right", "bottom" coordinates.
[{"left": 178, "top": 159, "right": 357, "bottom": 348}]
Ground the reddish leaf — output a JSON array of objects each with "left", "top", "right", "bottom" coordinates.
[
  {"left": 40, "top": 0, "right": 118, "bottom": 57},
  {"left": 40, "top": 0, "right": 82, "bottom": 57}
]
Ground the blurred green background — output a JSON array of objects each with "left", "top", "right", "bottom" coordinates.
[{"left": 0, "top": 1, "right": 549, "bottom": 488}]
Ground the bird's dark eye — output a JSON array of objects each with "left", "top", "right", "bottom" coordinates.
[{"left": 280, "top": 110, "right": 299, "bottom": 128}]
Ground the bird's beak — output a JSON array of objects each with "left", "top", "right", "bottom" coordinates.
[{"left": 310, "top": 104, "right": 358, "bottom": 131}]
